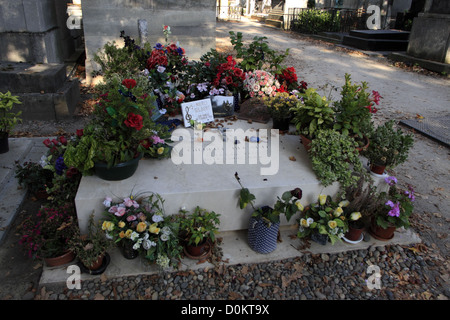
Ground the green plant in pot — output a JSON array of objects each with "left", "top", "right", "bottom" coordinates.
[
  {"left": 290, "top": 88, "right": 334, "bottom": 150},
  {"left": 19, "top": 204, "right": 78, "bottom": 266},
  {"left": 368, "top": 176, "right": 415, "bottom": 241},
  {"left": 0, "top": 91, "right": 22, "bottom": 153},
  {"left": 235, "top": 172, "right": 304, "bottom": 254},
  {"left": 332, "top": 73, "right": 380, "bottom": 150},
  {"left": 15, "top": 160, "right": 54, "bottom": 199},
  {"left": 177, "top": 206, "right": 221, "bottom": 258},
  {"left": 297, "top": 194, "right": 348, "bottom": 245},
  {"left": 363, "top": 120, "right": 414, "bottom": 175},
  {"left": 64, "top": 77, "right": 171, "bottom": 180},
  {"left": 70, "top": 214, "right": 111, "bottom": 272},
  {"left": 309, "top": 129, "right": 365, "bottom": 189}
]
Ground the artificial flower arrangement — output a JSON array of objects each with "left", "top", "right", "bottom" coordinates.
[
  {"left": 101, "top": 192, "right": 182, "bottom": 268},
  {"left": 243, "top": 69, "right": 281, "bottom": 99},
  {"left": 64, "top": 77, "right": 171, "bottom": 176},
  {"left": 297, "top": 194, "right": 349, "bottom": 245}
]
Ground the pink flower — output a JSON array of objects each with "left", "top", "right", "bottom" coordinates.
[
  {"left": 115, "top": 207, "right": 126, "bottom": 217},
  {"left": 126, "top": 215, "right": 137, "bottom": 222},
  {"left": 123, "top": 197, "right": 139, "bottom": 208},
  {"left": 151, "top": 135, "right": 165, "bottom": 145}
]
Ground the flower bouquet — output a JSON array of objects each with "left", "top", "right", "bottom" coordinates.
[
  {"left": 297, "top": 194, "right": 348, "bottom": 245},
  {"left": 243, "top": 70, "right": 280, "bottom": 99},
  {"left": 275, "top": 67, "right": 308, "bottom": 93},
  {"left": 102, "top": 193, "right": 182, "bottom": 268},
  {"left": 262, "top": 91, "right": 298, "bottom": 130}
]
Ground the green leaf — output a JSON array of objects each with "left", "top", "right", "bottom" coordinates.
[{"left": 106, "top": 107, "right": 116, "bottom": 116}]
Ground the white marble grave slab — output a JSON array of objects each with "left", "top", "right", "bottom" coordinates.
[{"left": 74, "top": 120, "right": 383, "bottom": 234}]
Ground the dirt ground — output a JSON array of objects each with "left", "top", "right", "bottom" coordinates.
[{"left": 3, "top": 19, "right": 449, "bottom": 299}]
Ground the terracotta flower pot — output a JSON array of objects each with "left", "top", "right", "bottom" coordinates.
[
  {"left": 44, "top": 250, "right": 75, "bottom": 267},
  {"left": 300, "top": 134, "right": 312, "bottom": 152},
  {"left": 370, "top": 163, "right": 386, "bottom": 175},
  {"left": 82, "top": 254, "right": 105, "bottom": 271},
  {"left": 369, "top": 222, "right": 396, "bottom": 241},
  {"left": 345, "top": 224, "right": 365, "bottom": 242},
  {"left": 185, "top": 239, "right": 212, "bottom": 259},
  {"left": 355, "top": 135, "right": 370, "bottom": 153}
]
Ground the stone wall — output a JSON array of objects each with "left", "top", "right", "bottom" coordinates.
[
  {"left": 0, "top": 0, "right": 80, "bottom": 63},
  {"left": 82, "top": 0, "right": 217, "bottom": 84}
]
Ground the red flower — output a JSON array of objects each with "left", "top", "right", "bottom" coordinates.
[
  {"left": 140, "top": 139, "right": 151, "bottom": 149},
  {"left": 225, "top": 76, "right": 233, "bottom": 85},
  {"left": 66, "top": 167, "right": 79, "bottom": 179},
  {"left": 76, "top": 129, "right": 84, "bottom": 138},
  {"left": 122, "top": 79, "right": 137, "bottom": 89},
  {"left": 59, "top": 136, "right": 67, "bottom": 146},
  {"left": 124, "top": 113, "right": 143, "bottom": 131},
  {"left": 43, "top": 138, "right": 52, "bottom": 148}
]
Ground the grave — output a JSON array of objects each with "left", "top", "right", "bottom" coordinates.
[
  {"left": 342, "top": 29, "right": 410, "bottom": 52},
  {"left": 74, "top": 119, "right": 388, "bottom": 235}
]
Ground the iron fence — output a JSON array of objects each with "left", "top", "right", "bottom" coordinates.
[{"left": 286, "top": 7, "right": 369, "bottom": 33}]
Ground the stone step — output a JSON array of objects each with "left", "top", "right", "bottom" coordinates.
[
  {"left": 0, "top": 62, "right": 67, "bottom": 93},
  {"left": 265, "top": 19, "right": 283, "bottom": 28}
]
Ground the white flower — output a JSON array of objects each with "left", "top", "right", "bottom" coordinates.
[
  {"left": 132, "top": 242, "right": 141, "bottom": 250},
  {"left": 152, "top": 214, "right": 164, "bottom": 223},
  {"left": 159, "top": 108, "right": 167, "bottom": 115},
  {"left": 307, "top": 218, "right": 314, "bottom": 226},
  {"left": 156, "top": 254, "right": 170, "bottom": 268},
  {"left": 130, "top": 231, "right": 140, "bottom": 241},
  {"left": 338, "top": 200, "right": 350, "bottom": 208},
  {"left": 157, "top": 66, "right": 166, "bottom": 73},
  {"left": 350, "top": 212, "right": 362, "bottom": 221},
  {"left": 39, "top": 155, "right": 49, "bottom": 168},
  {"left": 160, "top": 233, "right": 169, "bottom": 241},
  {"left": 161, "top": 226, "right": 172, "bottom": 235},
  {"left": 103, "top": 197, "right": 112, "bottom": 207}
]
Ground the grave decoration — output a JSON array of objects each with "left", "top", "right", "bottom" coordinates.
[{"left": 15, "top": 27, "right": 418, "bottom": 269}]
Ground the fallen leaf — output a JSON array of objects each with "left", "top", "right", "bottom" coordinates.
[{"left": 289, "top": 156, "right": 296, "bottom": 161}]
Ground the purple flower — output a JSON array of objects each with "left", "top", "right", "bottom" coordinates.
[
  {"left": 405, "top": 185, "right": 415, "bottom": 202},
  {"left": 386, "top": 200, "right": 400, "bottom": 217},
  {"left": 384, "top": 176, "right": 398, "bottom": 186},
  {"left": 154, "top": 43, "right": 164, "bottom": 50}
]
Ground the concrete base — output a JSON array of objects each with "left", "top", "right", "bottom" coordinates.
[
  {"left": 389, "top": 51, "right": 450, "bottom": 76},
  {"left": 74, "top": 119, "right": 387, "bottom": 235},
  {"left": 38, "top": 225, "right": 422, "bottom": 288}
]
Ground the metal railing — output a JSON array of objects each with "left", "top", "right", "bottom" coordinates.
[
  {"left": 286, "top": 7, "right": 369, "bottom": 33},
  {"left": 216, "top": 6, "right": 243, "bottom": 21}
]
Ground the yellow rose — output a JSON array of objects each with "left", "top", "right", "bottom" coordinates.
[
  {"left": 334, "top": 207, "right": 343, "bottom": 217},
  {"left": 119, "top": 231, "right": 126, "bottom": 238},
  {"left": 300, "top": 218, "right": 308, "bottom": 227},
  {"left": 338, "top": 200, "right": 350, "bottom": 208},
  {"left": 102, "top": 221, "right": 114, "bottom": 232},
  {"left": 149, "top": 223, "right": 160, "bottom": 234},
  {"left": 295, "top": 200, "right": 304, "bottom": 211},
  {"left": 118, "top": 221, "right": 126, "bottom": 228},
  {"left": 136, "top": 222, "right": 147, "bottom": 233},
  {"left": 350, "top": 212, "right": 362, "bottom": 221},
  {"left": 157, "top": 147, "right": 164, "bottom": 155},
  {"left": 319, "top": 194, "right": 327, "bottom": 206},
  {"left": 125, "top": 229, "right": 132, "bottom": 238},
  {"left": 328, "top": 220, "right": 337, "bottom": 229}
]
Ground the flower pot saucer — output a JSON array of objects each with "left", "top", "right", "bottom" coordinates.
[
  {"left": 78, "top": 252, "right": 110, "bottom": 275},
  {"left": 343, "top": 233, "right": 364, "bottom": 244},
  {"left": 369, "top": 170, "right": 389, "bottom": 179}
]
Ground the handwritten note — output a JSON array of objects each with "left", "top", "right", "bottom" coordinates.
[{"left": 181, "top": 98, "right": 214, "bottom": 127}]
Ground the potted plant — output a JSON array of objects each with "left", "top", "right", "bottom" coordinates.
[
  {"left": 332, "top": 73, "right": 381, "bottom": 150},
  {"left": 70, "top": 214, "right": 111, "bottom": 273},
  {"left": 235, "top": 172, "right": 304, "bottom": 254},
  {"left": 0, "top": 91, "right": 22, "bottom": 153},
  {"left": 19, "top": 204, "right": 78, "bottom": 267},
  {"left": 177, "top": 206, "right": 221, "bottom": 259},
  {"left": 368, "top": 176, "right": 415, "bottom": 240},
  {"left": 63, "top": 77, "right": 170, "bottom": 180},
  {"left": 309, "top": 129, "right": 365, "bottom": 189},
  {"left": 15, "top": 160, "right": 54, "bottom": 199},
  {"left": 262, "top": 91, "right": 298, "bottom": 131},
  {"left": 297, "top": 194, "right": 348, "bottom": 245},
  {"left": 363, "top": 120, "right": 414, "bottom": 175},
  {"left": 290, "top": 88, "right": 334, "bottom": 151},
  {"left": 102, "top": 192, "right": 182, "bottom": 268}
]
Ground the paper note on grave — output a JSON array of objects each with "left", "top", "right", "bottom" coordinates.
[{"left": 181, "top": 98, "right": 214, "bottom": 127}]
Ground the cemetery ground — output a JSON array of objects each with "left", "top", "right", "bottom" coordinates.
[{"left": 1, "top": 18, "right": 449, "bottom": 300}]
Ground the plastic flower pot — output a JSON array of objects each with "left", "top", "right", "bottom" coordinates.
[
  {"left": 94, "top": 153, "right": 142, "bottom": 181},
  {"left": 0, "top": 132, "right": 9, "bottom": 154},
  {"left": 272, "top": 117, "right": 291, "bottom": 131}
]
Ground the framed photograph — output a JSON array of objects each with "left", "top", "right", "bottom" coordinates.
[{"left": 210, "top": 95, "right": 234, "bottom": 117}]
